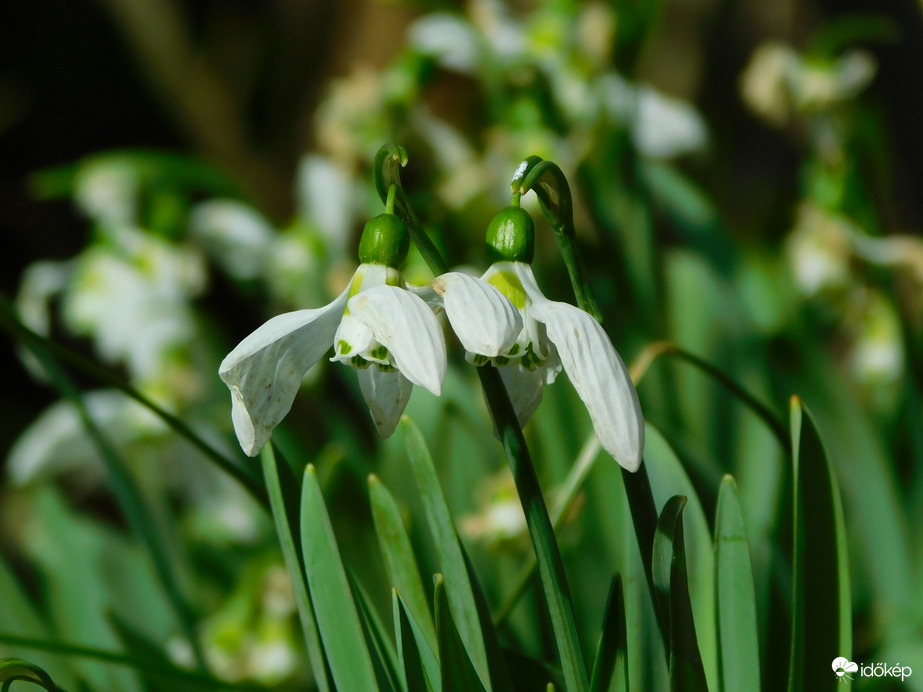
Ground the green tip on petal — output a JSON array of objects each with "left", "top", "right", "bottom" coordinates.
[
  {"left": 358, "top": 213, "right": 410, "bottom": 267},
  {"left": 486, "top": 206, "right": 534, "bottom": 263}
]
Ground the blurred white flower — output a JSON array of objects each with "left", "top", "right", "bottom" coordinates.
[
  {"left": 296, "top": 154, "right": 357, "bottom": 256},
  {"left": 74, "top": 159, "right": 138, "bottom": 227},
  {"left": 189, "top": 200, "right": 274, "bottom": 280},
  {"left": 7, "top": 391, "right": 164, "bottom": 486},
  {"left": 63, "top": 227, "right": 205, "bottom": 385},
  {"left": 848, "top": 291, "right": 904, "bottom": 388},
  {"left": 409, "top": 13, "right": 482, "bottom": 73},
  {"left": 741, "top": 42, "right": 876, "bottom": 125},
  {"left": 601, "top": 75, "right": 707, "bottom": 158},
  {"left": 786, "top": 204, "right": 853, "bottom": 296}
]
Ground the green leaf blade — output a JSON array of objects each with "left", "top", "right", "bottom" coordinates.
[
  {"left": 714, "top": 476, "right": 761, "bottom": 692},
  {"left": 435, "top": 576, "right": 487, "bottom": 692},
  {"left": 589, "top": 573, "right": 629, "bottom": 692},
  {"left": 299, "top": 465, "right": 378, "bottom": 692},
  {"left": 260, "top": 444, "right": 331, "bottom": 692},
  {"left": 369, "top": 474, "right": 438, "bottom": 653},
  {"left": 787, "top": 398, "right": 851, "bottom": 692},
  {"left": 402, "top": 417, "right": 494, "bottom": 691}
]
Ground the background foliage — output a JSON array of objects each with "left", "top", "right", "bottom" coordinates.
[{"left": 2, "top": 0, "right": 923, "bottom": 690}]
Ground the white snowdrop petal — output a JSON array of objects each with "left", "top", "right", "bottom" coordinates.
[
  {"left": 532, "top": 302, "right": 645, "bottom": 471},
  {"left": 348, "top": 285, "right": 446, "bottom": 395},
  {"left": 357, "top": 367, "right": 414, "bottom": 438},
  {"left": 330, "top": 314, "right": 375, "bottom": 362},
  {"left": 498, "top": 362, "right": 549, "bottom": 428},
  {"left": 436, "top": 272, "right": 522, "bottom": 356},
  {"left": 218, "top": 289, "right": 348, "bottom": 455}
]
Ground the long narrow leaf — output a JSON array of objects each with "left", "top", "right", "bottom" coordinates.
[
  {"left": 714, "top": 476, "right": 760, "bottom": 692},
  {"left": 787, "top": 397, "right": 850, "bottom": 692},
  {"left": 653, "top": 496, "right": 709, "bottom": 691},
  {"left": 350, "top": 570, "right": 401, "bottom": 692},
  {"left": 589, "top": 574, "right": 629, "bottom": 692},
  {"left": 299, "top": 465, "right": 378, "bottom": 691},
  {"left": 260, "top": 445, "right": 331, "bottom": 692},
  {"left": 394, "top": 592, "right": 437, "bottom": 692},
  {"left": 402, "top": 418, "right": 493, "bottom": 691},
  {"left": 435, "top": 576, "right": 487, "bottom": 692},
  {"left": 370, "top": 474, "right": 438, "bottom": 652}
]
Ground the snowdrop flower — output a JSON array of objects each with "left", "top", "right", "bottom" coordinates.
[
  {"left": 219, "top": 212, "right": 446, "bottom": 456},
  {"left": 435, "top": 206, "right": 644, "bottom": 471}
]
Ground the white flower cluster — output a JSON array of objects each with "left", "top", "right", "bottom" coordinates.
[{"left": 220, "top": 256, "right": 645, "bottom": 472}]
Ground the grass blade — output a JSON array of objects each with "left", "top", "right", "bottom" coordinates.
[
  {"left": 787, "top": 397, "right": 850, "bottom": 692},
  {"left": 369, "top": 474, "right": 438, "bottom": 652},
  {"left": 260, "top": 445, "right": 331, "bottom": 692},
  {"left": 653, "top": 496, "right": 709, "bottom": 691},
  {"left": 714, "top": 476, "right": 760, "bottom": 692},
  {"left": 394, "top": 592, "right": 437, "bottom": 692},
  {"left": 299, "top": 465, "right": 378, "bottom": 691},
  {"left": 589, "top": 574, "right": 629, "bottom": 692},
  {"left": 435, "top": 575, "right": 487, "bottom": 692},
  {"left": 402, "top": 417, "right": 493, "bottom": 691},
  {"left": 350, "top": 570, "right": 401, "bottom": 692}
]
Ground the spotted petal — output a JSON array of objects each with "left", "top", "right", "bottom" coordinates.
[
  {"left": 532, "top": 301, "right": 644, "bottom": 471},
  {"left": 219, "top": 288, "right": 348, "bottom": 455},
  {"left": 347, "top": 285, "right": 446, "bottom": 395},
  {"left": 357, "top": 367, "right": 414, "bottom": 437},
  {"left": 435, "top": 271, "right": 522, "bottom": 356}
]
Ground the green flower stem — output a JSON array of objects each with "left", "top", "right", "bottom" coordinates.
[
  {"left": 478, "top": 365, "right": 589, "bottom": 692},
  {"left": 511, "top": 158, "right": 601, "bottom": 322},
  {"left": 376, "top": 144, "right": 588, "bottom": 689},
  {"left": 495, "top": 435, "right": 602, "bottom": 627},
  {"left": 0, "top": 297, "right": 270, "bottom": 510},
  {"left": 512, "top": 157, "right": 670, "bottom": 655},
  {"left": 374, "top": 144, "right": 448, "bottom": 275}
]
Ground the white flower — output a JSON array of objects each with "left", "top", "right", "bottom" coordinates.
[
  {"left": 435, "top": 262, "right": 644, "bottom": 471},
  {"left": 219, "top": 263, "right": 446, "bottom": 456}
]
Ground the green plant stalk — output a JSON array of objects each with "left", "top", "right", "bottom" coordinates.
[
  {"left": 512, "top": 158, "right": 601, "bottom": 322},
  {"left": 376, "top": 144, "right": 589, "bottom": 690},
  {"left": 374, "top": 144, "right": 448, "bottom": 275},
  {"left": 513, "top": 156, "right": 669, "bottom": 651},
  {"left": 495, "top": 435, "right": 602, "bottom": 626},
  {"left": 0, "top": 635, "right": 268, "bottom": 691},
  {"left": 10, "top": 328, "right": 207, "bottom": 671},
  {"left": 0, "top": 297, "right": 269, "bottom": 509},
  {"left": 478, "top": 365, "right": 589, "bottom": 692}
]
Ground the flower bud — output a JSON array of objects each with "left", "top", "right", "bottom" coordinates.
[
  {"left": 358, "top": 213, "right": 410, "bottom": 267},
  {"left": 486, "top": 206, "right": 535, "bottom": 263}
]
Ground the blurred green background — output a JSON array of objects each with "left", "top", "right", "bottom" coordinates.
[{"left": 2, "top": 0, "right": 923, "bottom": 690}]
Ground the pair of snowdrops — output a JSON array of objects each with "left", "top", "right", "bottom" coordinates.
[{"left": 219, "top": 207, "right": 644, "bottom": 472}]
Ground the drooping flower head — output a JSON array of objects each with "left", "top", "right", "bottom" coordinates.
[
  {"left": 436, "top": 205, "right": 645, "bottom": 471},
  {"left": 219, "top": 211, "right": 445, "bottom": 456}
]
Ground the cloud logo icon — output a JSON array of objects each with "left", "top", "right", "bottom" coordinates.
[{"left": 832, "top": 657, "right": 859, "bottom": 678}]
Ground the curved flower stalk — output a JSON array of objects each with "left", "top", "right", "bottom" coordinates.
[
  {"left": 436, "top": 206, "right": 645, "bottom": 472},
  {"left": 219, "top": 212, "right": 446, "bottom": 456}
]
